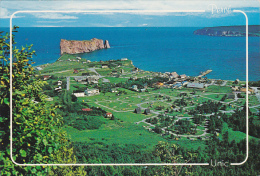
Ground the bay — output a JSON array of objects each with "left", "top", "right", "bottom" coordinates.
[{"left": 2, "top": 27, "right": 259, "bottom": 81}]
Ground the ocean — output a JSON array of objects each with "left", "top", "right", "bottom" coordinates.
[{"left": 2, "top": 27, "right": 260, "bottom": 81}]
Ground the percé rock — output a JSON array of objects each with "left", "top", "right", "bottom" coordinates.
[{"left": 60, "top": 38, "right": 110, "bottom": 55}]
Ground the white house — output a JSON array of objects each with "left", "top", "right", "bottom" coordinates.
[
  {"left": 132, "top": 85, "right": 138, "bottom": 91},
  {"left": 35, "top": 67, "right": 43, "bottom": 71},
  {"left": 73, "top": 92, "right": 85, "bottom": 97},
  {"left": 85, "top": 88, "right": 100, "bottom": 96},
  {"left": 187, "top": 83, "right": 205, "bottom": 89}
]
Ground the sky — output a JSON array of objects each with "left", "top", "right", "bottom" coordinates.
[{"left": 0, "top": 0, "right": 259, "bottom": 27}]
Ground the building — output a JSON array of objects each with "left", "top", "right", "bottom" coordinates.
[
  {"left": 76, "top": 57, "right": 81, "bottom": 60},
  {"left": 82, "top": 108, "right": 92, "bottom": 112},
  {"left": 134, "top": 107, "right": 142, "bottom": 114},
  {"left": 240, "top": 88, "right": 254, "bottom": 94},
  {"left": 170, "top": 72, "right": 179, "bottom": 78},
  {"left": 172, "top": 82, "right": 182, "bottom": 88},
  {"left": 231, "top": 86, "right": 239, "bottom": 91},
  {"left": 187, "top": 83, "right": 205, "bottom": 89},
  {"left": 57, "top": 80, "right": 62, "bottom": 86},
  {"left": 43, "top": 75, "right": 51, "bottom": 80},
  {"left": 179, "top": 74, "right": 187, "bottom": 79},
  {"left": 182, "top": 81, "right": 189, "bottom": 86},
  {"left": 110, "top": 88, "right": 118, "bottom": 93},
  {"left": 132, "top": 85, "right": 138, "bottom": 91},
  {"left": 73, "top": 69, "right": 79, "bottom": 74},
  {"left": 86, "top": 76, "right": 99, "bottom": 84},
  {"left": 35, "top": 66, "right": 43, "bottom": 71},
  {"left": 227, "top": 93, "right": 235, "bottom": 99},
  {"left": 72, "top": 92, "right": 85, "bottom": 97},
  {"left": 140, "top": 89, "right": 146, "bottom": 92},
  {"left": 133, "top": 67, "right": 139, "bottom": 72},
  {"left": 121, "top": 58, "right": 128, "bottom": 61},
  {"left": 85, "top": 88, "right": 100, "bottom": 96},
  {"left": 102, "top": 64, "right": 108, "bottom": 69},
  {"left": 156, "top": 82, "right": 164, "bottom": 86},
  {"left": 106, "top": 112, "right": 113, "bottom": 118},
  {"left": 54, "top": 86, "right": 62, "bottom": 92},
  {"left": 75, "top": 77, "right": 87, "bottom": 82},
  {"left": 144, "top": 109, "right": 151, "bottom": 115},
  {"left": 132, "top": 76, "right": 137, "bottom": 80},
  {"left": 111, "top": 70, "right": 118, "bottom": 75}
]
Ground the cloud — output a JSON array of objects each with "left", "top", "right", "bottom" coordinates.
[
  {"left": 32, "top": 25, "right": 64, "bottom": 27},
  {"left": 33, "top": 13, "right": 78, "bottom": 19},
  {"left": 2, "top": 1, "right": 260, "bottom": 13},
  {"left": 0, "top": 7, "right": 21, "bottom": 18},
  {"left": 36, "top": 20, "right": 76, "bottom": 23},
  {"left": 1, "top": 1, "right": 259, "bottom": 27}
]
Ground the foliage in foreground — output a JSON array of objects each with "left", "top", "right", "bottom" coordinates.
[{"left": 0, "top": 27, "right": 86, "bottom": 175}]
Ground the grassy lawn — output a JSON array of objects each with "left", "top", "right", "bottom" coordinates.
[
  {"left": 96, "top": 68, "right": 112, "bottom": 76},
  {"left": 104, "top": 77, "right": 129, "bottom": 84},
  {"left": 64, "top": 122, "right": 166, "bottom": 150},
  {"left": 113, "top": 112, "right": 152, "bottom": 123},
  {"left": 249, "top": 95, "right": 260, "bottom": 106},
  {"left": 220, "top": 122, "right": 259, "bottom": 142},
  {"left": 204, "top": 94, "right": 226, "bottom": 101},
  {"left": 206, "top": 85, "right": 232, "bottom": 93}
]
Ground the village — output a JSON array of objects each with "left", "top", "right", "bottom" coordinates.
[{"left": 36, "top": 55, "right": 260, "bottom": 142}]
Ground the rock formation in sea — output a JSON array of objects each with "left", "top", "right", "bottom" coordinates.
[
  {"left": 104, "top": 40, "right": 110, "bottom": 49},
  {"left": 60, "top": 38, "right": 110, "bottom": 55}
]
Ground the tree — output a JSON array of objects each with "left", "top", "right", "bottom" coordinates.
[
  {"left": 152, "top": 141, "right": 195, "bottom": 176},
  {"left": 0, "top": 27, "right": 86, "bottom": 175}
]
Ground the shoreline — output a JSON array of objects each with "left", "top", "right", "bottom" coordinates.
[{"left": 35, "top": 55, "right": 252, "bottom": 83}]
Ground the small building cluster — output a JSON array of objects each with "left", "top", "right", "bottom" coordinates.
[
  {"left": 74, "top": 76, "right": 99, "bottom": 84},
  {"left": 72, "top": 88, "right": 100, "bottom": 97},
  {"left": 134, "top": 107, "right": 151, "bottom": 115},
  {"left": 85, "top": 88, "right": 100, "bottom": 96},
  {"left": 55, "top": 80, "right": 62, "bottom": 92}
]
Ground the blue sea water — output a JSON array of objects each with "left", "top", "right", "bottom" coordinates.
[{"left": 2, "top": 27, "right": 260, "bottom": 81}]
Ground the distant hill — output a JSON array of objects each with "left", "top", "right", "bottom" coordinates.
[{"left": 194, "top": 25, "right": 260, "bottom": 37}]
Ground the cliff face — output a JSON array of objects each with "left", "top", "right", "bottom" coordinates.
[
  {"left": 194, "top": 25, "right": 260, "bottom": 37},
  {"left": 194, "top": 29, "right": 245, "bottom": 36},
  {"left": 60, "top": 38, "right": 110, "bottom": 55}
]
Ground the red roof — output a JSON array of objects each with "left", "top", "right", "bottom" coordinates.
[
  {"left": 82, "top": 108, "right": 92, "bottom": 112},
  {"left": 106, "top": 112, "right": 112, "bottom": 115},
  {"left": 43, "top": 75, "right": 50, "bottom": 78}
]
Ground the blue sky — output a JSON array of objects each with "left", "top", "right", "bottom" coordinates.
[{"left": 0, "top": 0, "right": 259, "bottom": 27}]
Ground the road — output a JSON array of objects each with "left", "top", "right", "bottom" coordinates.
[
  {"left": 87, "top": 68, "right": 102, "bottom": 77},
  {"left": 42, "top": 69, "right": 73, "bottom": 76},
  {"left": 67, "top": 76, "right": 70, "bottom": 90}
]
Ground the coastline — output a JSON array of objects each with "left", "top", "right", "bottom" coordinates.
[{"left": 7, "top": 27, "right": 258, "bottom": 81}]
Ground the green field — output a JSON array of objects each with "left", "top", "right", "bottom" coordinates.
[{"left": 37, "top": 56, "right": 260, "bottom": 154}]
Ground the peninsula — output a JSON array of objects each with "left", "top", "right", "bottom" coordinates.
[
  {"left": 194, "top": 25, "right": 260, "bottom": 37},
  {"left": 60, "top": 38, "right": 110, "bottom": 55}
]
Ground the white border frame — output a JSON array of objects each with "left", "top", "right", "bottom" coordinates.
[{"left": 9, "top": 9, "right": 248, "bottom": 166}]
